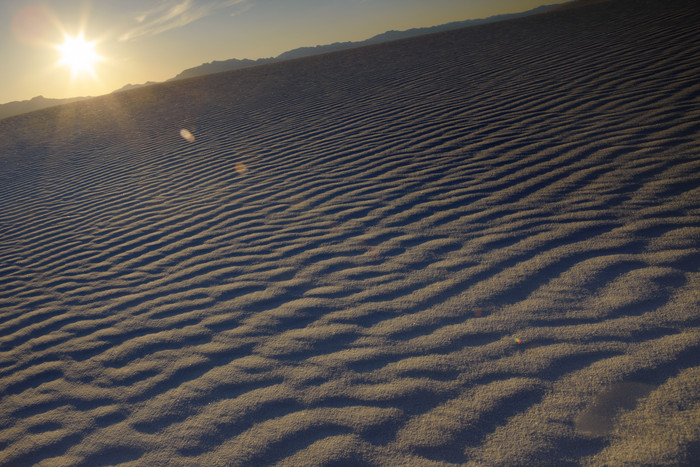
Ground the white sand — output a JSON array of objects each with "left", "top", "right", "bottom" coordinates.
[{"left": 1, "top": 0, "right": 699, "bottom": 465}]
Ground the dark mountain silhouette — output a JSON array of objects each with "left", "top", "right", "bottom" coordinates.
[
  {"left": 112, "top": 81, "right": 159, "bottom": 93},
  {"left": 169, "top": 3, "right": 562, "bottom": 81},
  {"left": 0, "top": 95, "right": 89, "bottom": 120}
]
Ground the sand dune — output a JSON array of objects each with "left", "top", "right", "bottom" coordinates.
[{"left": 1, "top": 0, "right": 699, "bottom": 464}]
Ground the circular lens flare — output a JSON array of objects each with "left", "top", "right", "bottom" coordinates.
[
  {"left": 12, "top": 6, "right": 54, "bottom": 45},
  {"left": 180, "top": 129, "right": 195, "bottom": 142}
]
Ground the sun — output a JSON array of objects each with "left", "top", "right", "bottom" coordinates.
[{"left": 56, "top": 33, "right": 102, "bottom": 79}]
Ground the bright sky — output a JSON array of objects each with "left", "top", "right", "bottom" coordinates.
[{"left": 1, "top": 0, "right": 554, "bottom": 104}]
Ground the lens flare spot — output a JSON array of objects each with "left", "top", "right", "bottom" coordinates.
[
  {"left": 235, "top": 162, "right": 247, "bottom": 174},
  {"left": 180, "top": 129, "right": 195, "bottom": 142},
  {"left": 11, "top": 6, "right": 54, "bottom": 45}
]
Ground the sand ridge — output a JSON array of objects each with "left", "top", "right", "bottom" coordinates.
[{"left": 1, "top": 0, "right": 699, "bottom": 465}]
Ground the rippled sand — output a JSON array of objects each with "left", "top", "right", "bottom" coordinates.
[{"left": 1, "top": 0, "right": 699, "bottom": 465}]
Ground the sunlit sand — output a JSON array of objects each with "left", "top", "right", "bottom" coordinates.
[{"left": 1, "top": 0, "right": 698, "bottom": 464}]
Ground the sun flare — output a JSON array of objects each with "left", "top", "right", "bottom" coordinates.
[{"left": 56, "top": 33, "right": 102, "bottom": 79}]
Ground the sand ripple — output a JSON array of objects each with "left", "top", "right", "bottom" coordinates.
[{"left": 1, "top": 0, "right": 699, "bottom": 464}]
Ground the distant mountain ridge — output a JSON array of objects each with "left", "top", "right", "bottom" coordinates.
[
  {"left": 112, "top": 81, "right": 159, "bottom": 93},
  {"left": 1, "top": 2, "right": 566, "bottom": 120},
  {"left": 0, "top": 95, "right": 89, "bottom": 120},
  {"left": 169, "top": 3, "right": 561, "bottom": 81}
]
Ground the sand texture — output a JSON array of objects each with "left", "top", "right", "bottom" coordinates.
[{"left": 1, "top": 0, "right": 699, "bottom": 465}]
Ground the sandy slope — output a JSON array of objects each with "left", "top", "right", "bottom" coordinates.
[{"left": 1, "top": 0, "right": 699, "bottom": 465}]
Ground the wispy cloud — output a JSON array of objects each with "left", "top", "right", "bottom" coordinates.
[{"left": 119, "top": 0, "right": 250, "bottom": 41}]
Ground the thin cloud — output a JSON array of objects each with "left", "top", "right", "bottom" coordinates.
[{"left": 119, "top": 0, "right": 250, "bottom": 41}]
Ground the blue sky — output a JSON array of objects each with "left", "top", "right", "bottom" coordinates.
[{"left": 1, "top": 0, "right": 555, "bottom": 103}]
